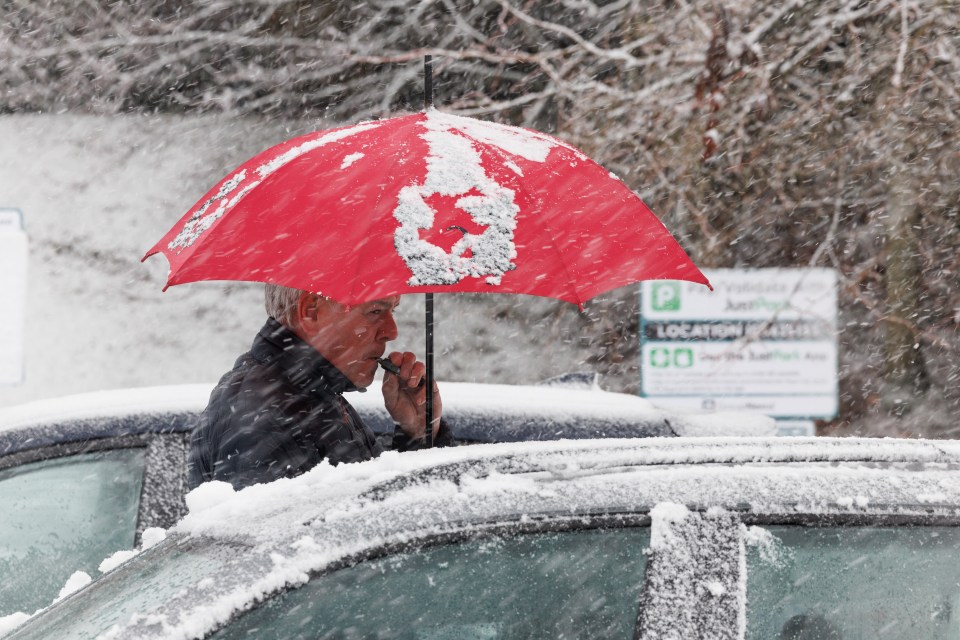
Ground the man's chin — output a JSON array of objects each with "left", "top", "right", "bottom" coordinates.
[{"left": 350, "top": 368, "right": 377, "bottom": 390}]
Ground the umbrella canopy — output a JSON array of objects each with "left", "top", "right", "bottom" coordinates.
[{"left": 144, "top": 109, "right": 709, "bottom": 306}]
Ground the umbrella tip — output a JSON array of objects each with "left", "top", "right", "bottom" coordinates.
[
  {"left": 423, "top": 54, "right": 435, "bottom": 110},
  {"left": 141, "top": 246, "right": 162, "bottom": 263}
]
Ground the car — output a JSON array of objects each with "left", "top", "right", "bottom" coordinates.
[
  {"left": 0, "top": 380, "right": 772, "bottom": 620},
  {"left": 3, "top": 436, "right": 960, "bottom": 639}
]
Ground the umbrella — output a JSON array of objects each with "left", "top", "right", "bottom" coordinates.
[
  {"left": 144, "top": 63, "right": 710, "bottom": 445},
  {"left": 145, "top": 112, "right": 708, "bottom": 303}
]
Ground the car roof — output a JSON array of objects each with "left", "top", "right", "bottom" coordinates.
[
  {"left": 11, "top": 436, "right": 960, "bottom": 640},
  {"left": 350, "top": 381, "right": 773, "bottom": 439},
  {"left": 180, "top": 436, "right": 960, "bottom": 543},
  {"left": 175, "top": 436, "right": 960, "bottom": 575},
  {"left": 0, "top": 385, "right": 212, "bottom": 457},
  {"left": 0, "top": 382, "right": 775, "bottom": 458}
]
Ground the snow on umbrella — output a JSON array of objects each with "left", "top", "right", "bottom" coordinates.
[{"left": 144, "top": 109, "right": 711, "bottom": 441}]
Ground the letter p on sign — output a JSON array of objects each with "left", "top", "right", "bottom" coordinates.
[{"left": 652, "top": 282, "right": 681, "bottom": 312}]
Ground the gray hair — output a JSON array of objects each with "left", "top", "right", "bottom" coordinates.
[{"left": 264, "top": 283, "right": 304, "bottom": 327}]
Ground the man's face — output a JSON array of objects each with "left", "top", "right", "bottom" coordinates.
[{"left": 300, "top": 295, "right": 401, "bottom": 388}]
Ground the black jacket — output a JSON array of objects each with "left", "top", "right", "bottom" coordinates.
[{"left": 188, "top": 317, "right": 451, "bottom": 490}]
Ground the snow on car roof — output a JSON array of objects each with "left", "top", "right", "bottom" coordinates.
[
  {"left": 0, "top": 384, "right": 214, "bottom": 433},
  {"left": 355, "top": 379, "right": 660, "bottom": 414},
  {"left": 349, "top": 380, "right": 776, "bottom": 437},
  {"left": 0, "top": 385, "right": 214, "bottom": 456},
  {"left": 178, "top": 436, "right": 960, "bottom": 544}
]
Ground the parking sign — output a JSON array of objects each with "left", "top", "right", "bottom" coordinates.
[
  {"left": 650, "top": 281, "right": 681, "bottom": 311},
  {"left": 640, "top": 269, "right": 838, "bottom": 419}
]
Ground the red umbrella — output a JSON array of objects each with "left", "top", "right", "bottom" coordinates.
[
  {"left": 144, "top": 109, "right": 707, "bottom": 304},
  {"left": 144, "top": 102, "right": 710, "bottom": 444}
]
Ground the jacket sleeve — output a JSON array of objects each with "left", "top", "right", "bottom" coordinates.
[{"left": 391, "top": 417, "right": 454, "bottom": 451}]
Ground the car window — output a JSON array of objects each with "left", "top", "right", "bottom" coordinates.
[
  {"left": 211, "top": 527, "right": 651, "bottom": 640},
  {"left": 746, "top": 525, "right": 960, "bottom": 640},
  {"left": 0, "top": 448, "right": 145, "bottom": 617}
]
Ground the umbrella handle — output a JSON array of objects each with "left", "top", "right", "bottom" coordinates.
[
  {"left": 376, "top": 352, "right": 432, "bottom": 446},
  {"left": 378, "top": 358, "right": 426, "bottom": 390}
]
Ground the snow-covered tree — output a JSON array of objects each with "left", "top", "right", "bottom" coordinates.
[{"left": 3, "top": 0, "right": 958, "bottom": 436}]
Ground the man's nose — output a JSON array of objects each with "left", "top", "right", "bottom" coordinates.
[{"left": 379, "top": 313, "right": 399, "bottom": 341}]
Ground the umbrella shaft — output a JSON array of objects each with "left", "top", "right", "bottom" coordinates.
[
  {"left": 423, "top": 53, "right": 434, "bottom": 447},
  {"left": 425, "top": 293, "right": 434, "bottom": 447}
]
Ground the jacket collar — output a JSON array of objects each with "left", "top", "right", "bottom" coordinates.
[{"left": 251, "top": 317, "right": 360, "bottom": 395}]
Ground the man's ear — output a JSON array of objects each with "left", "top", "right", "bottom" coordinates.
[{"left": 294, "top": 292, "right": 322, "bottom": 332}]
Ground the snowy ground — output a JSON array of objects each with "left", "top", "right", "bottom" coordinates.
[{"left": 0, "top": 114, "right": 598, "bottom": 408}]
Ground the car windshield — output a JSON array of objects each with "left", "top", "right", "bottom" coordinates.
[
  {"left": 746, "top": 525, "right": 960, "bottom": 639},
  {"left": 0, "top": 448, "right": 144, "bottom": 617},
  {"left": 8, "top": 535, "right": 249, "bottom": 640},
  {"left": 211, "top": 527, "right": 651, "bottom": 640}
]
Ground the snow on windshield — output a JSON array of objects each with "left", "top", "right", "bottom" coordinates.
[
  {"left": 0, "top": 613, "right": 30, "bottom": 636},
  {"left": 0, "top": 525, "right": 170, "bottom": 634}
]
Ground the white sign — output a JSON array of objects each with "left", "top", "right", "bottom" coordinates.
[
  {"left": 640, "top": 268, "right": 838, "bottom": 419},
  {"left": 0, "top": 208, "right": 27, "bottom": 385}
]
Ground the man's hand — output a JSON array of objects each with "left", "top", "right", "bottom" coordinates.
[{"left": 381, "top": 351, "right": 442, "bottom": 440}]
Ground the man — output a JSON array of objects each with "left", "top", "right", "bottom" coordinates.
[{"left": 188, "top": 283, "right": 451, "bottom": 489}]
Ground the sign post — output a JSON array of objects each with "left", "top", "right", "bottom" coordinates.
[
  {"left": 640, "top": 269, "right": 838, "bottom": 429},
  {"left": 0, "top": 208, "right": 27, "bottom": 386}
]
